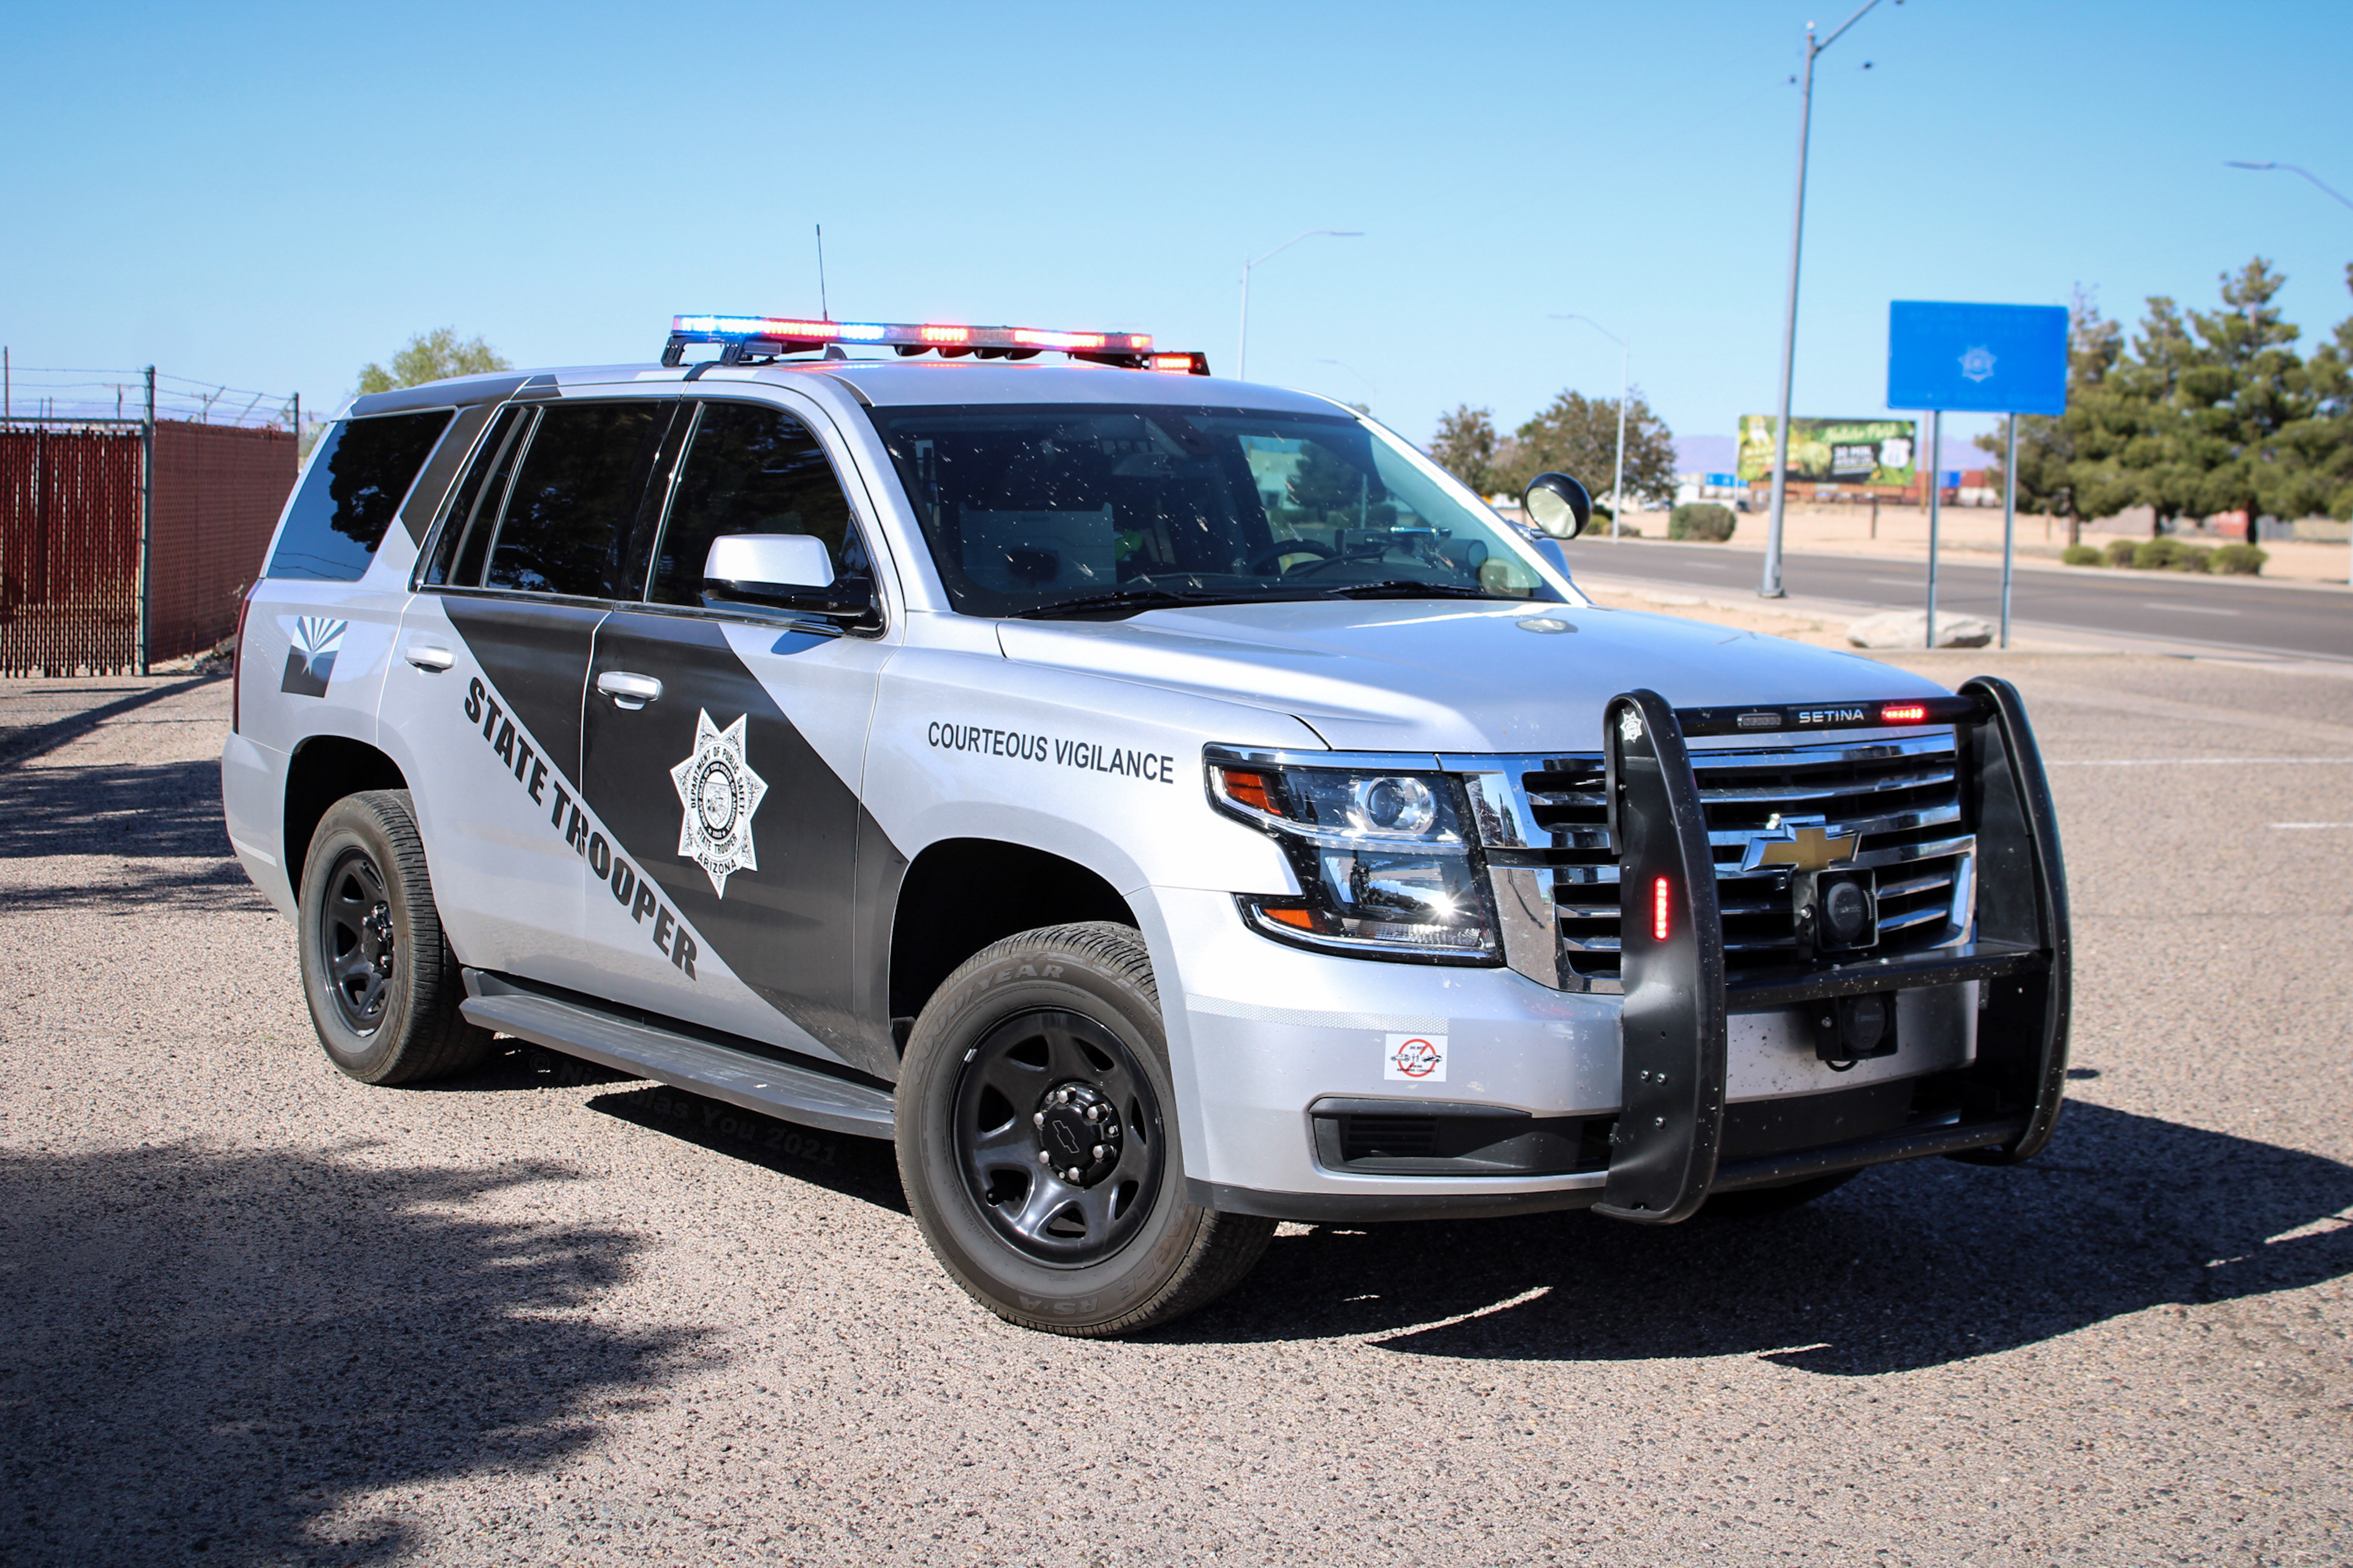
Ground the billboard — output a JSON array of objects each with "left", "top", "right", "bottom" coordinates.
[{"left": 1736, "top": 415, "right": 1918, "bottom": 486}]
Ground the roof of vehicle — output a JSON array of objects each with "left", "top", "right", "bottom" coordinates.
[{"left": 346, "top": 360, "right": 1349, "bottom": 420}]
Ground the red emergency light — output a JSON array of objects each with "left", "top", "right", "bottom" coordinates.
[{"left": 662, "top": 315, "right": 1209, "bottom": 374}]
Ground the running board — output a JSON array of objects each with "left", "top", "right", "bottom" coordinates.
[{"left": 458, "top": 971, "right": 896, "bottom": 1140}]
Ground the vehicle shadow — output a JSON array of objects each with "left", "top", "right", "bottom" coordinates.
[
  {"left": 1167, "top": 1102, "right": 2353, "bottom": 1374},
  {"left": 584, "top": 1080, "right": 910, "bottom": 1215},
  {"left": 0, "top": 755, "right": 263, "bottom": 912},
  {"left": 0, "top": 1142, "right": 696, "bottom": 1567}
]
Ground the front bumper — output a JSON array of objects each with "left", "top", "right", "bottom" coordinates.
[{"left": 1163, "top": 677, "right": 2069, "bottom": 1223}]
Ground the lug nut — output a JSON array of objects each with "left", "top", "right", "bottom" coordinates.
[
  {"left": 1066, "top": 1167, "right": 1083, "bottom": 1182},
  {"left": 1037, "top": 1150, "right": 1052, "bottom": 1165},
  {"left": 1033, "top": 1111, "right": 1046, "bottom": 1127},
  {"left": 1091, "top": 1145, "right": 1107, "bottom": 1160}
]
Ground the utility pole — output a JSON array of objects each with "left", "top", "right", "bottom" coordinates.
[
  {"left": 1761, "top": 0, "right": 1891, "bottom": 599},
  {"left": 1236, "top": 229, "right": 1361, "bottom": 381},
  {"left": 1548, "top": 315, "right": 1630, "bottom": 539}
]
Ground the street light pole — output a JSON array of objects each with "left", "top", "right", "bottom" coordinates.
[
  {"left": 1237, "top": 229, "right": 1362, "bottom": 381},
  {"left": 1549, "top": 314, "right": 1629, "bottom": 539},
  {"left": 1761, "top": 0, "right": 1889, "bottom": 600},
  {"left": 2225, "top": 159, "right": 2353, "bottom": 585}
]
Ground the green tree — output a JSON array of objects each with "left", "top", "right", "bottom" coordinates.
[
  {"left": 2266, "top": 261, "right": 2353, "bottom": 524},
  {"left": 1496, "top": 388, "right": 1675, "bottom": 507},
  {"left": 357, "top": 328, "right": 511, "bottom": 394},
  {"left": 1976, "top": 289, "right": 2135, "bottom": 543},
  {"left": 1428, "top": 404, "right": 1500, "bottom": 497},
  {"left": 2175, "top": 258, "right": 2309, "bottom": 530}
]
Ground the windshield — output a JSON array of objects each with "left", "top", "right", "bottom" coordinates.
[{"left": 869, "top": 404, "right": 1566, "bottom": 617}]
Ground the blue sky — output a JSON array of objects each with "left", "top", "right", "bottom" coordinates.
[{"left": 5, "top": 1, "right": 2348, "bottom": 463}]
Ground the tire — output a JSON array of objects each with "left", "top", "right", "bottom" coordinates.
[
  {"left": 296, "top": 789, "right": 492, "bottom": 1086},
  {"left": 1702, "top": 1168, "right": 1861, "bottom": 1218},
  {"left": 895, "top": 922, "right": 1274, "bottom": 1337}
]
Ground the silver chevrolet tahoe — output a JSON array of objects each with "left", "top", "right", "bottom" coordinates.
[{"left": 223, "top": 313, "right": 2070, "bottom": 1337}]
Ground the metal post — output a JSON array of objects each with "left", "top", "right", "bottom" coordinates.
[
  {"left": 1924, "top": 410, "right": 1941, "bottom": 650},
  {"left": 2000, "top": 415, "right": 2018, "bottom": 648},
  {"left": 1236, "top": 229, "right": 1362, "bottom": 383},
  {"left": 3, "top": 345, "right": 9, "bottom": 425},
  {"left": 1759, "top": 0, "right": 1887, "bottom": 599},
  {"left": 138, "top": 366, "right": 155, "bottom": 677},
  {"left": 1610, "top": 342, "right": 1628, "bottom": 540},
  {"left": 1760, "top": 28, "right": 1816, "bottom": 600}
]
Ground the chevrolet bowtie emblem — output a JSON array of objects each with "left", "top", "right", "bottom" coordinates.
[{"left": 1741, "top": 819, "right": 1859, "bottom": 874}]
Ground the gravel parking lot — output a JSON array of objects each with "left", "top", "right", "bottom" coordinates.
[{"left": 3, "top": 655, "right": 2349, "bottom": 1566}]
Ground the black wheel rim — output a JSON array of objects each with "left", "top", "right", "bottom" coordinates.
[
  {"left": 319, "top": 848, "right": 395, "bottom": 1036},
  {"left": 951, "top": 1008, "right": 1165, "bottom": 1268}
]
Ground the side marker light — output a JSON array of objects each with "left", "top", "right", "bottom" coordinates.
[{"left": 1652, "top": 876, "right": 1671, "bottom": 941}]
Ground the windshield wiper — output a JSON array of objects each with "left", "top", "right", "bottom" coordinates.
[
  {"left": 1008, "top": 586, "right": 1281, "bottom": 619},
  {"left": 1314, "top": 579, "right": 1513, "bottom": 601}
]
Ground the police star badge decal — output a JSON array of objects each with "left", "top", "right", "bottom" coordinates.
[{"left": 669, "top": 710, "right": 768, "bottom": 898}]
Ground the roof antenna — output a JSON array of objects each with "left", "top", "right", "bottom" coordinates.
[{"left": 816, "top": 224, "right": 830, "bottom": 321}]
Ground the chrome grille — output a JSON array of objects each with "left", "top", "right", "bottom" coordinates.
[{"left": 1494, "top": 732, "right": 1974, "bottom": 987}]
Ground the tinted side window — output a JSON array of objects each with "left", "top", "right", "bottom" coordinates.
[
  {"left": 651, "top": 403, "right": 866, "bottom": 606},
  {"left": 423, "top": 404, "right": 527, "bottom": 586},
  {"left": 484, "top": 401, "right": 668, "bottom": 598},
  {"left": 267, "top": 411, "right": 454, "bottom": 581}
]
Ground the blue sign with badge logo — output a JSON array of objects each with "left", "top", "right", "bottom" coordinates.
[{"left": 1887, "top": 300, "right": 2067, "bottom": 415}]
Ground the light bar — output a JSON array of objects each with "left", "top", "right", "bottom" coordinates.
[
  {"left": 1652, "top": 876, "right": 1672, "bottom": 942},
  {"left": 669, "top": 314, "right": 1152, "bottom": 356}
]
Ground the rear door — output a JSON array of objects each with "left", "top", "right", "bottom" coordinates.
[
  {"left": 578, "top": 397, "right": 896, "bottom": 1072},
  {"left": 385, "top": 393, "right": 680, "bottom": 990}
]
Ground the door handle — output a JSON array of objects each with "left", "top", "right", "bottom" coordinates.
[
  {"left": 404, "top": 642, "right": 456, "bottom": 673},
  {"left": 596, "top": 670, "right": 664, "bottom": 710}
]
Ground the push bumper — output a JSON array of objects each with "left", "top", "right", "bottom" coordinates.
[{"left": 1171, "top": 677, "right": 2067, "bottom": 1225}]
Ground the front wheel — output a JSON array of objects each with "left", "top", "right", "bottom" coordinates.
[
  {"left": 895, "top": 922, "right": 1272, "bottom": 1337},
  {"left": 296, "top": 789, "right": 491, "bottom": 1086}
]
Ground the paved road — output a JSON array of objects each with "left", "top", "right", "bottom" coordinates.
[
  {"left": 2, "top": 667, "right": 2350, "bottom": 1566},
  {"left": 1563, "top": 539, "right": 2353, "bottom": 660}
]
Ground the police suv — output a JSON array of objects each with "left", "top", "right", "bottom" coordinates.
[{"left": 225, "top": 313, "right": 2070, "bottom": 1337}]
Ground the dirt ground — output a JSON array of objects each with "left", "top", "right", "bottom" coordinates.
[{"left": 2, "top": 664, "right": 2350, "bottom": 1566}]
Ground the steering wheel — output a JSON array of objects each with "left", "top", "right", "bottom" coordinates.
[
  {"left": 1247, "top": 538, "right": 1336, "bottom": 575},
  {"left": 1283, "top": 542, "right": 1394, "bottom": 577}
]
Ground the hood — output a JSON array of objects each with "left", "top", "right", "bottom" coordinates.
[{"left": 996, "top": 599, "right": 1949, "bottom": 754}]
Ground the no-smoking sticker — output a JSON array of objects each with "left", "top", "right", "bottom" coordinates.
[{"left": 1383, "top": 1032, "right": 1448, "bottom": 1083}]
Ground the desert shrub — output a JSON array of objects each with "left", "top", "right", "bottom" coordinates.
[
  {"left": 2104, "top": 538, "right": 2140, "bottom": 566},
  {"left": 2132, "top": 536, "right": 2186, "bottom": 569},
  {"left": 2173, "top": 544, "right": 2213, "bottom": 572},
  {"left": 1669, "top": 503, "right": 1736, "bottom": 542},
  {"left": 2210, "top": 542, "right": 2268, "bottom": 575},
  {"left": 2061, "top": 544, "right": 2104, "bottom": 566}
]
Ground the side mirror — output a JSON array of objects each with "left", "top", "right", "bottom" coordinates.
[
  {"left": 1522, "top": 472, "right": 1592, "bottom": 540},
  {"left": 702, "top": 534, "right": 876, "bottom": 623}
]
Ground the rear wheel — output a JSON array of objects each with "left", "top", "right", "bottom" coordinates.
[
  {"left": 296, "top": 789, "right": 491, "bottom": 1086},
  {"left": 1702, "top": 1168, "right": 1861, "bottom": 1218},
  {"left": 895, "top": 922, "right": 1272, "bottom": 1336}
]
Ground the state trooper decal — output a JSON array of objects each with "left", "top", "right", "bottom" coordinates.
[{"left": 670, "top": 709, "right": 768, "bottom": 897}]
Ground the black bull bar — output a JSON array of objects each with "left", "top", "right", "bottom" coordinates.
[{"left": 1598, "top": 676, "right": 2071, "bottom": 1224}]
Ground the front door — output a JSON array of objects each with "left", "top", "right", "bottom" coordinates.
[{"left": 578, "top": 397, "right": 894, "bottom": 1071}]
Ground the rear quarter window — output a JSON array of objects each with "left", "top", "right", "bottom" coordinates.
[{"left": 267, "top": 411, "right": 455, "bottom": 582}]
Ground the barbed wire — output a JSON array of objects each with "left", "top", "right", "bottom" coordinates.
[{"left": 0, "top": 365, "right": 299, "bottom": 430}]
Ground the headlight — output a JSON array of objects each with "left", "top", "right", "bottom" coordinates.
[{"left": 1207, "top": 756, "right": 1498, "bottom": 963}]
